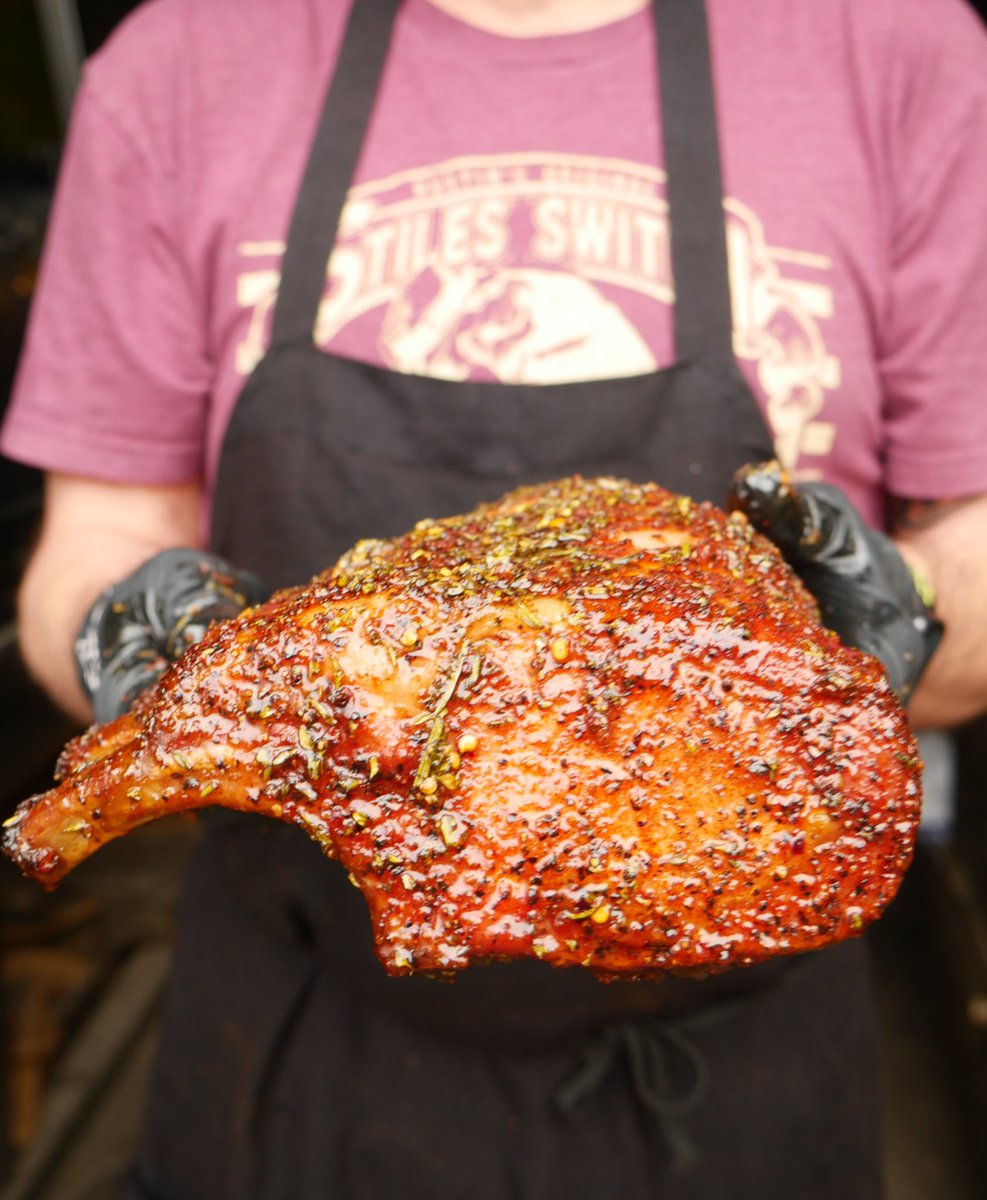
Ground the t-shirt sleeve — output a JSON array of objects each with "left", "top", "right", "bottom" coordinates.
[
  {"left": 0, "top": 56, "right": 210, "bottom": 483},
  {"left": 878, "top": 0, "right": 987, "bottom": 502}
]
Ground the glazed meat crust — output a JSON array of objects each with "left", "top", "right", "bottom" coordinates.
[{"left": 3, "top": 477, "right": 921, "bottom": 978}]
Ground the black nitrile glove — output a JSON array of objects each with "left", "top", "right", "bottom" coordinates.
[
  {"left": 75, "top": 548, "right": 269, "bottom": 722},
  {"left": 729, "top": 462, "right": 944, "bottom": 703}
]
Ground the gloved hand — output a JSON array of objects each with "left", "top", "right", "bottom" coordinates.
[
  {"left": 729, "top": 462, "right": 944, "bottom": 703},
  {"left": 75, "top": 548, "right": 269, "bottom": 723}
]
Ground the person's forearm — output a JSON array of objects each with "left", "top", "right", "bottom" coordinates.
[
  {"left": 893, "top": 493, "right": 987, "bottom": 729},
  {"left": 18, "top": 475, "right": 202, "bottom": 724},
  {"left": 20, "top": 531, "right": 166, "bottom": 723}
]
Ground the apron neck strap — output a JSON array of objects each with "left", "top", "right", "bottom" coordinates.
[
  {"left": 654, "top": 0, "right": 735, "bottom": 362},
  {"left": 271, "top": 0, "right": 735, "bottom": 364},
  {"left": 270, "top": 0, "right": 402, "bottom": 346}
]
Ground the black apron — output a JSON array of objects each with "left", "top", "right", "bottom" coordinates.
[{"left": 127, "top": 2, "right": 881, "bottom": 1197}]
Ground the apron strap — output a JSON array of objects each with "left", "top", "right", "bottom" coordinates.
[
  {"left": 653, "top": 0, "right": 735, "bottom": 364},
  {"left": 270, "top": 0, "right": 402, "bottom": 346},
  {"left": 271, "top": 0, "right": 736, "bottom": 365}
]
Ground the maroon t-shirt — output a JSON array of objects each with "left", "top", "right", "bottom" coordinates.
[{"left": 5, "top": 0, "right": 987, "bottom": 530}]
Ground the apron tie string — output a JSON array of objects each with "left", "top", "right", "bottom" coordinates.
[{"left": 553, "top": 1018, "right": 710, "bottom": 1174}]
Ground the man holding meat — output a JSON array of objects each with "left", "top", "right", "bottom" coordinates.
[{"left": 3, "top": 0, "right": 987, "bottom": 1195}]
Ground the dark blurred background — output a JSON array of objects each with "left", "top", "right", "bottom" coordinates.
[{"left": 1, "top": 2, "right": 986, "bottom": 1198}]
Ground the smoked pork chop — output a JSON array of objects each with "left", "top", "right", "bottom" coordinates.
[{"left": 3, "top": 476, "right": 921, "bottom": 978}]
